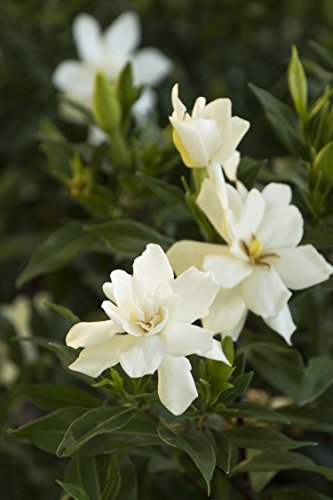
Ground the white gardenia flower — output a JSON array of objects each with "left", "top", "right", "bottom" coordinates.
[
  {"left": 167, "top": 174, "right": 333, "bottom": 344},
  {"left": 169, "top": 84, "right": 249, "bottom": 179},
  {"left": 66, "top": 244, "right": 230, "bottom": 415},
  {"left": 53, "top": 11, "right": 172, "bottom": 126}
]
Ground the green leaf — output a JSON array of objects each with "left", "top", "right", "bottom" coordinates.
[
  {"left": 237, "top": 156, "right": 266, "bottom": 189},
  {"left": 288, "top": 45, "right": 308, "bottom": 122},
  {"left": 14, "top": 384, "right": 101, "bottom": 412},
  {"left": 57, "top": 406, "right": 136, "bottom": 457},
  {"left": 221, "top": 372, "right": 254, "bottom": 403},
  {"left": 56, "top": 480, "right": 90, "bottom": 500},
  {"left": 298, "top": 356, "right": 333, "bottom": 404},
  {"left": 223, "top": 426, "right": 315, "bottom": 450},
  {"left": 44, "top": 302, "right": 80, "bottom": 324},
  {"left": 64, "top": 416, "right": 160, "bottom": 456},
  {"left": 17, "top": 221, "right": 107, "bottom": 287},
  {"left": 249, "top": 83, "right": 308, "bottom": 158},
  {"left": 158, "top": 424, "right": 216, "bottom": 494},
  {"left": 279, "top": 401, "right": 333, "bottom": 433},
  {"left": 116, "top": 454, "right": 138, "bottom": 500},
  {"left": 136, "top": 172, "right": 189, "bottom": 208},
  {"left": 219, "top": 402, "right": 289, "bottom": 424},
  {"left": 313, "top": 141, "right": 333, "bottom": 182},
  {"left": 232, "top": 450, "right": 333, "bottom": 481},
  {"left": 0, "top": 232, "right": 47, "bottom": 264},
  {"left": 10, "top": 407, "right": 87, "bottom": 454},
  {"left": 211, "top": 430, "right": 232, "bottom": 474},
  {"left": 271, "top": 489, "right": 333, "bottom": 500},
  {"left": 84, "top": 219, "right": 174, "bottom": 256}
]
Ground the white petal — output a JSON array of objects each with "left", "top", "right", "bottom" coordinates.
[
  {"left": 171, "top": 266, "right": 218, "bottom": 322},
  {"left": 212, "top": 116, "right": 250, "bottom": 165},
  {"left": 190, "top": 119, "right": 221, "bottom": 163},
  {"left": 69, "top": 335, "right": 125, "bottom": 377},
  {"left": 132, "top": 48, "right": 172, "bottom": 86},
  {"left": 171, "top": 83, "right": 187, "bottom": 120},
  {"left": 133, "top": 244, "right": 174, "bottom": 296},
  {"left": 118, "top": 335, "right": 164, "bottom": 377},
  {"left": 170, "top": 117, "right": 208, "bottom": 166},
  {"left": 273, "top": 245, "right": 333, "bottom": 290},
  {"left": 101, "top": 300, "right": 143, "bottom": 336},
  {"left": 196, "top": 177, "right": 225, "bottom": 237},
  {"left": 202, "top": 287, "right": 248, "bottom": 336},
  {"left": 242, "top": 267, "right": 291, "bottom": 319},
  {"left": 264, "top": 305, "right": 296, "bottom": 345},
  {"left": 131, "top": 87, "right": 156, "bottom": 121},
  {"left": 223, "top": 150, "right": 240, "bottom": 181},
  {"left": 73, "top": 14, "right": 104, "bottom": 64},
  {"left": 110, "top": 270, "right": 133, "bottom": 311},
  {"left": 201, "top": 339, "right": 231, "bottom": 365},
  {"left": 102, "top": 282, "right": 115, "bottom": 301},
  {"left": 204, "top": 253, "right": 253, "bottom": 289},
  {"left": 262, "top": 183, "right": 292, "bottom": 208},
  {"left": 162, "top": 321, "right": 213, "bottom": 357},
  {"left": 52, "top": 61, "right": 94, "bottom": 97},
  {"left": 236, "top": 189, "right": 265, "bottom": 238},
  {"left": 157, "top": 355, "right": 197, "bottom": 415},
  {"left": 192, "top": 96, "right": 207, "bottom": 118},
  {"left": 202, "top": 98, "right": 231, "bottom": 128},
  {"left": 104, "top": 11, "right": 140, "bottom": 57},
  {"left": 257, "top": 205, "right": 303, "bottom": 251},
  {"left": 167, "top": 240, "right": 227, "bottom": 275},
  {"left": 66, "top": 320, "right": 121, "bottom": 348}
]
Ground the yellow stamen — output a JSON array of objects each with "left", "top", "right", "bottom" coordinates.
[{"left": 248, "top": 238, "right": 263, "bottom": 259}]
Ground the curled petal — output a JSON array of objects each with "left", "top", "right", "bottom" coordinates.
[
  {"left": 264, "top": 305, "right": 296, "bottom": 345},
  {"left": 158, "top": 355, "right": 198, "bottom": 415},
  {"left": 212, "top": 116, "right": 250, "bottom": 165},
  {"left": 169, "top": 117, "right": 208, "bottom": 167},
  {"left": 201, "top": 339, "right": 231, "bottom": 365}
]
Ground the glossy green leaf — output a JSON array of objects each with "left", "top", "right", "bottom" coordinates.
[
  {"left": 44, "top": 302, "right": 79, "bottom": 324},
  {"left": 288, "top": 45, "right": 308, "bottom": 122},
  {"left": 17, "top": 221, "right": 107, "bottom": 287},
  {"left": 93, "top": 72, "right": 121, "bottom": 134},
  {"left": 57, "top": 406, "right": 136, "bottom": 457},
  {"left": 158, "top": 424, "right": 216, "bottom": 494},
  {"left": 232, "top": 450, "right": 333, "bottom": 481},
  {"left": 313, "top": 141, "right": 333, "bottom": 181},
  {"left": 223, "top": 425, "right": 315, "bottom": 450},
  {"left": 298, "top": 356, "right": 333, "bottom": 404},
  {"left": 14, "top": 383, "right": 101, "bottom": 412},
  {"left": 221, "top": 372, "right": 254, "bottom": 403},
  {"left": 211, "top": 430, "right": 232, "bottom": 474},
  {"left": 10, "top": 407, "right": 87, "bottom": 454},
  {"left": 249, "top": 83, "right": 308, "bottom": 158},
  {"left": 56, "top": 480, "right": 90, "bottom": 500},
  {"left": 84, "top": 219, "right": 173, "bottom": 255},
  {"left": 219, "top": 402, "right": 289, "bottom": 424}
]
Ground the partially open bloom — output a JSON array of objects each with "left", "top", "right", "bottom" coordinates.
[
  {"left": 66, "top": 244, "right": 229, "bottom": 415},
  {"left": 169, "top": 84, "right": 249, "bottom": 178},
  {"left": 53, "top": 12, "right": 172, "bottom": 126},
  {"left": 168, "top": 174, "right": 333, "bottom": 343}
]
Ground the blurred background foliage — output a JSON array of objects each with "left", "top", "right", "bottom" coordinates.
[{"left": 1, "top": 0, "right": 333, "bottom": 499}]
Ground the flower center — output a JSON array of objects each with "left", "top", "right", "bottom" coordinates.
[
  {"left": 136, "top": 310, "right": 162, "bottom": 333},
  {"left": 240, "top": 235, "right": 278, "bottom": 268}
]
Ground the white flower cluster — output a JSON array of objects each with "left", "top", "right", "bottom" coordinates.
[
  {"left": 64, "top": 13, "right": 332, "bottom": 416},
  {"left": 167, "top": 84, "right": 333, "bottom": 343}
]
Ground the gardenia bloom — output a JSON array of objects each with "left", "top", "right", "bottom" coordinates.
[
  {"left": 167, "top": 176, "right": 333, "bottom": 344},
  {"left": 53, "top": 11, "right": 172, "bottom": 127},
  {"left": 169, "top": 84, "right": 249, "bottom": 179},
  {"left": 66, "top": 244, "right": 230, "bottom": 415}
]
